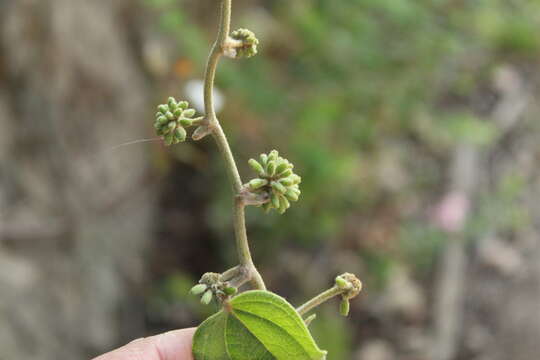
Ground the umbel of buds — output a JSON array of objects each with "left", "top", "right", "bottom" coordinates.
[
  {"left": 190, "top": 272, "right": 238, "bottom": 305},
  {"left": 335, "top": 273, "right": 362, "bottom": 317},
  {"left": 154, "top": 97, "right": 202, "bottom": 146},
  {"left": 224, "top": 28, "right": 259, "bottom": 59},
  {"left": 246, "top": 150, "right": 301, "bottom": 214}
]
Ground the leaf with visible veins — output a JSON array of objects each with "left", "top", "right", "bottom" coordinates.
[{"left": 192, "top": 290, "right": 327, "bottom": 360}]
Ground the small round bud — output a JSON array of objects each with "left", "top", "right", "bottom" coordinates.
[
  {"left": 201, "top": 290, "right": 213, "bottom": 305},
  {"left": 279, "top": 176, "right": 295, "bottom": 187},
  {"left": 268, "top": 150, "right": 279, "bottom": 161},
  {"left": 158, "top": 104, "right": 168, "bottom": 114},
  {"left": 335, "top": 276, "right": 349, "bottom": 290},
  {"left": 166, "top": 111, "right": 175, "bottom": 120},
  {"left": 174, "top": 127, "right": 187, "bottom": 142},
  {"left": 168, "top": 97, "right": 177, "bottom": 110},
  {"left": 278, "top": 195, "right": 290, "bottom": 214},
  {"left": 271, "top": 193, "right": 280, "bottom": 209},
  {"left": 248, "top": 159, "right": 265, "bottom": 176},
  {"left": 179, "top": 118, "right": 192, "bottom": 127},
  {"left": 275, "top": 162, "right": 289, "bottom": 175},
  {"left": 157, "top": 116, "right": 168, "bottom": 125},
  {"left": 285, "top": 188, "right": 299, "bottom": 202},
  {"left": 280, "top": 169, "right": 293, "bottom": 178},
  {"left": 183, "top": 109, "right": 196, "bottom": 118},
  {"left": 266, "top": 161, "right": 276, "bottom": 176},
  {"left": 271, "top": 181, "right": 287, "bottom": 194},
  {"left": 224, "top": 286, "right": 238, "bottom": 296},
  {"left": 290, "top": 174, "right": 302, "bottom": 185},
  {"left": 339, "top": 299, "right": 350, "bottom": 317},
  {"left": 249, "top": 178, "right": 268, "bottom": 190},
  {"left": 190, "top": 284, "right": 208, "bottom": 295}
]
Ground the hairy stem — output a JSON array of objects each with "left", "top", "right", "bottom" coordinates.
[
  {"left": 296, "top": 285, "right": 343, "bottom": 316},
  {"left": 204, "top": 0, "right": 265, "bottom": 290}
]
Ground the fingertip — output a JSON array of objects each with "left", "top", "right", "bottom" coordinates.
[
  {"left": 152, "top": 328, "right": 196, "bottom": 360},
  {"left": 93, "top": 328, "right": 196, "bottom": 360}
]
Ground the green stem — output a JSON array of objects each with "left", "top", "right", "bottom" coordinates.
[
  {"left": 203, "top": 0, "right": 265, "bottom": 290},
  {"left": 296, "top": 285, "right": 343, "bottom": 316}
]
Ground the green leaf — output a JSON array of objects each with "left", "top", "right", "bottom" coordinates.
[
  {"left": 193, "top": 290, "right": 327, "bottom": 360},
  {"left": 193, "top": 311, "right": 228, "bottom": 360}
]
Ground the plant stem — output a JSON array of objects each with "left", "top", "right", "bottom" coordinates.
[
  {"left": 296, "top": 285, "right": 343, "bottom": 316},
  {"left": 203, "top": 0, "right": 265, "bottom": 290}
]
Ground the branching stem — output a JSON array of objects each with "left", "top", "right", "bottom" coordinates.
[{"left": 203, "top": 0, "right": 265, "bottom": 290}]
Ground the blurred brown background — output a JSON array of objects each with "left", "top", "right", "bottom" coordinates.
[{"left": 1, "top": 0, "right": 540, "bottom": 359}]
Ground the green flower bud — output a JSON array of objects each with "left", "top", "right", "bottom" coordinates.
[
  {"left": 180, "top": 118, "right": 193, "bottom": 127},
  {"left": 158, "top": 104, "right": 168, "bottom": 114},
  {"left": 339, "top": 299, "right": 350, "bottom": 316},
  {"left": 164, "top": 134, "right": 174, "bottom": 146},
  {"left": 190, "top": 284, "right": 208, "bottom": 295},
  {"left": 168, "top": 97, "right": 177, "bottom": 110},
  {"left": 280, "top": 169, "right": 293, "bottom": 178},
  {"left": 178, "top": 101, "right": 189, "bottom": 109},
  {"left": 335, "top": 276, "right": 349, "bottom": 289},
  {"left": 268, "top": 150, "right": 279, "bottom": 162},
  {"left": 275, "top": 162, "right": 289, "bottom": 175},
  {"left": 271, "top": 192, "right": 280, "bottom": 209},
  {"left": 279, "top": 176, "right": 295, "bottom": 187},
  {"left": 245, "top": 150, "right": 301, "bottom": 214},
  {"left": 201, "top": 290, "right": 213, "bottom": 305},
  {"left": 249, "top": 178, "right": 268, "bottom": 190},
  {"left": 174, "top": 108, "right": 183, "bottom": 118},
  {"left": 248, "top": 159, "right": 265, "bottom": 176},
  {"left": 183, "top": 109, "right": 196, "bottom": 118},
  {"left": 157, "top": 116, "right": 169, "bottom": 125},
  {"left": 285, "top": 188, "right": 299, "bottom": 202},
  {"left": 166, "top": 111, "right": 175, "bottom": 120},
  {"left": 271, "top": 181, "right": 287, "bottom": 194},
  {"left": 266, "top": 160, "right": 276, "bottom": 176},
  {"left": 224, "top": 286, "right": 238, "bottom": 296},
  {"left": 278, "top": 195, "right": 290, "bottom": 214},
  {"left": 174, "top": 127, "right": 187, "bottom": 142},
  {"left": 290, "top": 174, "right": 302, "bottom": 184}
]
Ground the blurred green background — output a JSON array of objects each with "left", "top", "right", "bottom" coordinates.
[{"left": 1, "top": 0, "right": 539, "bottom": 359}]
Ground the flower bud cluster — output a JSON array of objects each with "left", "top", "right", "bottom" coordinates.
[
  {"left": 335, "top": 273, "right": 362, "bottom": 317},
  {"left": 246, "top": 150, "right": 301, "bottom": 214},
  {"left": 190, "top": 272, "right": 238, "bottom": 305},
  {"left": 154, "top": 97, "right": 202, "bottom": 146},
  {"left": 224, "top": 29, "right": 259, "bottom": 59}
]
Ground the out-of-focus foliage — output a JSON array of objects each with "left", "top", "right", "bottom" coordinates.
[{"left": 144, "top": 0, "right": 537, "bottom": 265}]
